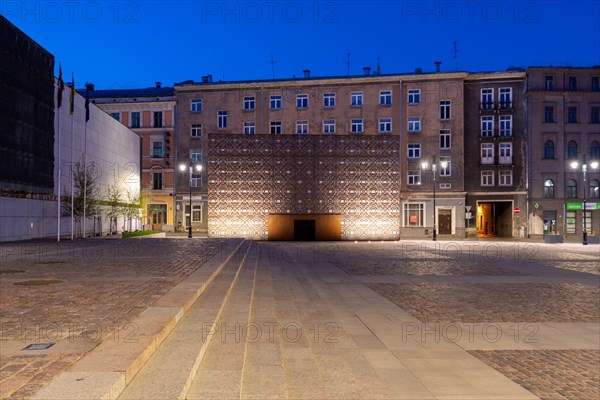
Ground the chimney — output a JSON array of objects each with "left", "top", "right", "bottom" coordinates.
[
  {"left": 155, "top": 81, "right": 162, "bottom": 88},
  {"left": 207, "top": 74, "right": 213, "bottom": 83},
  {"left": 434, "top": 61, "right": 441, "bottom": 72},
  {"left": 85, "top": 82, "right": 94, "bottom": 91},
  {"left": 303, "top": 69, "right": 311, "bottom": 78},
  {"left": 363, "top": 67, "right": 371, "bottom": 76}
]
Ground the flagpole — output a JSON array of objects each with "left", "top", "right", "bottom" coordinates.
[
  {"left": 83, "top": 84, "right": 90, "bottom": 239},
  {"left": 57, "top": 72, "right": 61, "bottom": 242},
  {"left": 70, "top": 73, "right": 75, "bottom": 240}
]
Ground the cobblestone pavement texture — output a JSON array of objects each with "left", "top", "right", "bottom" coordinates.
[
  {"left": 469, "top": 350, "right": 600, "bottom": 400},
  {"left": 0, "top": 238, "right": 230, "bottom": 399},
  {"left": 334, "top": 259, "right": 529, "bottom": 276}
]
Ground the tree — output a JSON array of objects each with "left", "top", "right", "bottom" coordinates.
[
  {"left": 122, "top": 188, "right": 142, "bottom": 232},
  {"left": 62, "top": 159, "right": 100, "bottom": 237},
  {"left": 105, "top": 182, "right": 124, "bottom": 234}
]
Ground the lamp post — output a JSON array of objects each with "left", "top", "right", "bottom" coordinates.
[
  {"left": 179, "top": 163, "right": 202, "bottom": 238},
  {"left": 422, "top": 158, "right": 448, "bottom": 241},
  {"left": 571, "top": 156, "right": 599, "bottom": 245}
]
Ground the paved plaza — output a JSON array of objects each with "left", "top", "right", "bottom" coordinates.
[{"left": 0, "top": 238, "right": 598, "bottom": 399}]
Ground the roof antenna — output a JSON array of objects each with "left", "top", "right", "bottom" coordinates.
[
  {"left": 268, "top": 53, "right": 277, "bottom": 79},
  {"left": 346, "top": 53, "right": 351, "bottom": 76},
  {"left": 453, "top": 41, "right": 459, "bottom": 71},
  {"left": 376, "top": 57, "right": 381, "bottom": 76}
]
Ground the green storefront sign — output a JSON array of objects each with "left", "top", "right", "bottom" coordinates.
[{"left": 566, "top": 202, "right": 600, "bottom": 210}]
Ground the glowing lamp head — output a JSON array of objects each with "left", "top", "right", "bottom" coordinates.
[
  {"left": 195, "top": 164, "right": 203, "bottom": 172},
  {"left": 179, "top": 164, "right": 187, "bottom": 172},
  {"left": 440, "top": 161, "right": 449, "bottom": 169},
  {"left": 570, "top": 161, "right": 579, "bottom": 169},
  {"left": 591, "top": 161, "right": 599, "bottom": 169},
  {"left": 421, "top": 162, "right": 428, "bottom": 170}
]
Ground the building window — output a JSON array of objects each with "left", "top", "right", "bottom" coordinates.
[
  {"left": 152, "top": 141, "right": 163, "bottom": 158},
  {"left": 566, "top": 211, "right": 576, "bottom": 234},
  {"left": 592, "top": 77, "right": 600, "bottom": 92},
  {"left": 297, "top": 94, "right": 308, "bottom": 109},
  {"left": 567, "top": 179, "right": 578, "bottom": 199},
  {"left": 270, "top": 121, "right": 282, "bottom": 134},
  {"left": 408, "top": 117, "right": 421, "bottom": 132},
  {"left": 243, "top": 122, "right": 255, "bottom": 135},
  {"left": 190, "top": 149, "right": 202, "bottom": 163},
  {"left": 153, "top": 111, "right": 163, "bottom": 128},
  {"left": 111, "top": 112, "right": 120, "bottom": 121},
  {"left": 591, "top": 107, "right": 600, "bottom": 124},
  {"left": 323, "top": 93, "right": 336, "bottom": 108},
  {"left": 408, "top": 89, "right": 421, "bottom": 104},
  {"left": 481, "top": 170, "right": 494, "bottom": 186},
  {"left": 568, "top": 76, "right": 577, "bottom": 91},
  {"left": 440, "top": 130, "right": 451, "bottom": 149},
  {"left": 380, "top": 90, "right": 392, "bottom": 105},
  {"left": 323, "top": 120, "right": 336, "bottom": 134},
  {"left": 407, "top": 143, "right": 421, "bottom": 158},
  {"left": 404, "top": 203, "right": 424, "bottom": 227},
  {"left": 218, "top": 111, "right": 227, "bottom": 128},
  {"left": 440, "top": 156, "right": 451, "bottom": 176},
  {"left": 499, "top": 88, "right": 512, "bottom": 108},
  {"left": 481, "top": 88, "right": 493, "bottom": 110},
  {"left": 191, "top": 99, "right": 202, "bottom": 112},
  {"left": 545, "top": 76, "right": 554, "bottom": 91},
  {"left": 499, "top": 170, "right": 513, "bottom": 186},
  {"left": 544, "top": 106, "right": 554, "bottom": 123},
  {"left": 244, "top": 96, "right": 255, "bottom": 111},
  {"left": 191, "top": 173, "right": 202, "bottom": 188},
  {"left": 583, "top": 211, "right": 592, "bottom": 232},
  {"left": 567, "top": 140, "right": 578, "bottom": 159},
  {"left": 191, "top": 204, "right": 202, "bottom": 221},
  {"left": 131, "top": 112, "right": 140, "bottom": 128},
  {"left": 152, "top": 172, "right": 163, "bottom": 190},
  {"left": 270, "top": 95, "right": 282, "bottom": 109},
  {"left": 440, "top": 100, "right": 451, "bottom": 120},
  {"left": 568, "top": 106, "right": 577, "bottom": 123},
  {"left": 351, "top": 92, "right": 363, "bottom": 106},
  {"left": 191, "top": 124, "right": 202, "bottom": 138},
  {"left": 499, "top": 115, "right": 512, "bottom": 137},
  {"left": 481, "top": 143, "right": 494, "bottom": 164},
  {"left": 590, "top": 179, "right": 600, "bottom": 199},
  {"left": 296, "top": 120, "right": 309, "bottom": 134},
  {"left": 351, "top": 119, "right": 363, "bottom": 133},
  {"left": 379, "top": 118, "right": 392, "bottom": 133},
  {"left": 590, "top": 141, "right": 600, "bottom": 159},
  {"left": 499, "top": 143, "right": 512, "bottom": 164},
  {"left": 544, "top": 140, "right": 555, "bottom": 159},
  {"left": 544, "top": 179, "right": 555, "bottom": 198},
  {"left": 481, "top": 116, "right": 494, "bottom": 137},
  {"left": 407, "top": 170, "right": 421, "bottom": 185}
]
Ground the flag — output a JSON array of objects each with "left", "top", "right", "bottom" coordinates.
[
  {"left": 85, "top": 84, "right": 90, "bottom": 122},
  {"left": 57, "top": 64, "right": 64, "bottom": 108},
  {"left": 69, "top": 73, "right": 75, "bottom": 116}
]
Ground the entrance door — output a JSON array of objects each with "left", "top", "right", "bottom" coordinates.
[
  {"left": 294, "top": 220, "right": 316, "bottom": 241},
  {"left": 148, "top": 204, "right": 167, "bottom": 230},
  {"left": 438, "top": 210, "right": 452, "bottom": 234}
]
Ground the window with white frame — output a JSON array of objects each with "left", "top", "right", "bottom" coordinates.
[
  {"left": 481, "top": 170, "right": 494, "bottom": 186},
  {"left": 191, "top": 99, "right": 202, "bottom": 112},
  {"left": 499, "top": 143, "right": 512, "bottom": 164},
  {"left": 244, "top": 96, "right": 255, "bottom": 110},
  {"left": 499, "top": 87, "right": 512, "bottom": 108},
  {"left": 380, "top": 90, "right": 392, "bottom": 105},
  {"left": 243, "top": 122, "right": 255, "bottom": 135},
  {"left": 153, "top": 111, "right": 163, "bottom": 128},
  {"left": 270, "top": 95, "right": 282, "bottom": 109},
  {"left": 191, "top": 174, "right": 202, "bottom": 188},
  {"left": 407, "top": 170, "right": 421, "bottom": 185},
  {"left": 152, "top": 172, "right": 163, "bottom": 190},
  {"left": 408, "top": 89, "right": 421, "bottom": 104},
  {"left": 481, "top": 143, "right": 494, "bottom": 164},
  {"left": 351, "top": 92, "right": 363, "bottom": 106},
  {"left": 407, "top": 143, "right": 421, "bottom": 158},
  {"left": 404, "top": 203, "right": 424, "bottom": 227},
  {"left": 297, "top": 94, "right": 308, "bottom": 108},
  {"left": 379, "top": 118, "right": 392, "bottom": 133},
  {"left": 440, "top": 100, "right": 451, "bottom": 120},
  {"left": 323, "top": 120, "right": 336, "bottom": 133},
  {"left": 440, "top": 129, "right": 451, "bottom": 149},
  {"left": 190, "top": 149, "right": 202, "bottom": 163},
  {"left": 296, "top": 120, "right": 308, "bottom": 134},
  {"left": 481, "top": 88, "right": 493, "bottom": 109},
  {"left": 440, "top": 156, "right": 451, "bottom": 176},
  {"left": 152, "top": 141, "right": 163, "bottom": 158},
  {"left": 323, "top": 93, "right": 336, "bottom": 108},
  {"left": 499, "top": 170, "right": 513, "bottom": 186},
  {"left": 218, "top": 111, "right": 227, "bottom": 128},
  {"left": 270, "top": 121, "right": 282, "bottom": 134},
  {"left": 481, "top": 116, "right": 494, "bottom": 137},
  {"left": 499, "top": 115, "right": 512, "bottom": 137},
  {"left": 131, "top": 112, "right": 141, "bottom": 128},
  {"left": 351, "top": 119, "right": 363, "bottom": 133},
  {"left": 408, "top": 117, "right": 421, "bottom": 132},
  {"left": 191, "top": 124, "right": 202, "bottom": 138},
  {"left": 192, "top": 204, "right": 202, "bottom": 221}
]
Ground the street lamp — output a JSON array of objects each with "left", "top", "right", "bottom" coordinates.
[
  {"left": 422, "top": 158, "right": 448, "bottom": 241},
  {"left": 570, "top": 156, "right": 599, "bottom": 245},
  {"left": 179, "top": 163, "right": 202, "bottom": 238}
]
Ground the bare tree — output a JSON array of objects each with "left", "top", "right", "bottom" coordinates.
[{"left": 62, "top": 159, "right": 100, "bottom": 237}]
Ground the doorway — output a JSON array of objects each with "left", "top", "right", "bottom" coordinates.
[
  {"left": 477, "top": 201, "right": 513, "bottom": 238},
  {"left": 438, "top": 209, "right": 452, "bottom": 234},
  {"left": 294, "top": 220, "right": 316, "bottom": 241}
]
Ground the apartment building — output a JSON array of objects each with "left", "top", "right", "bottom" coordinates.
[
  {"left": 89, "top": 84, "right": 177, "bottom": 231},
  {"left": 526, "top": 67, "right": 600, "bottom": 242}
]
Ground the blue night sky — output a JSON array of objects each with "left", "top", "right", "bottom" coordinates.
[{"left": 2, "top": 0, "right": 599, "bottom": 89}]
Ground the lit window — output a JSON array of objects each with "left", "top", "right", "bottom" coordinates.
[{"left": 404, "top": 203, "right": 424, "bottom": 227}]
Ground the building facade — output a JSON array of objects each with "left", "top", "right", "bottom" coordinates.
[
  {"left": 89, "top": 84, "right": 177, "bottom": 232},
  {"left": 526, "top": 67, "right": 600, "bottom": 242}
]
